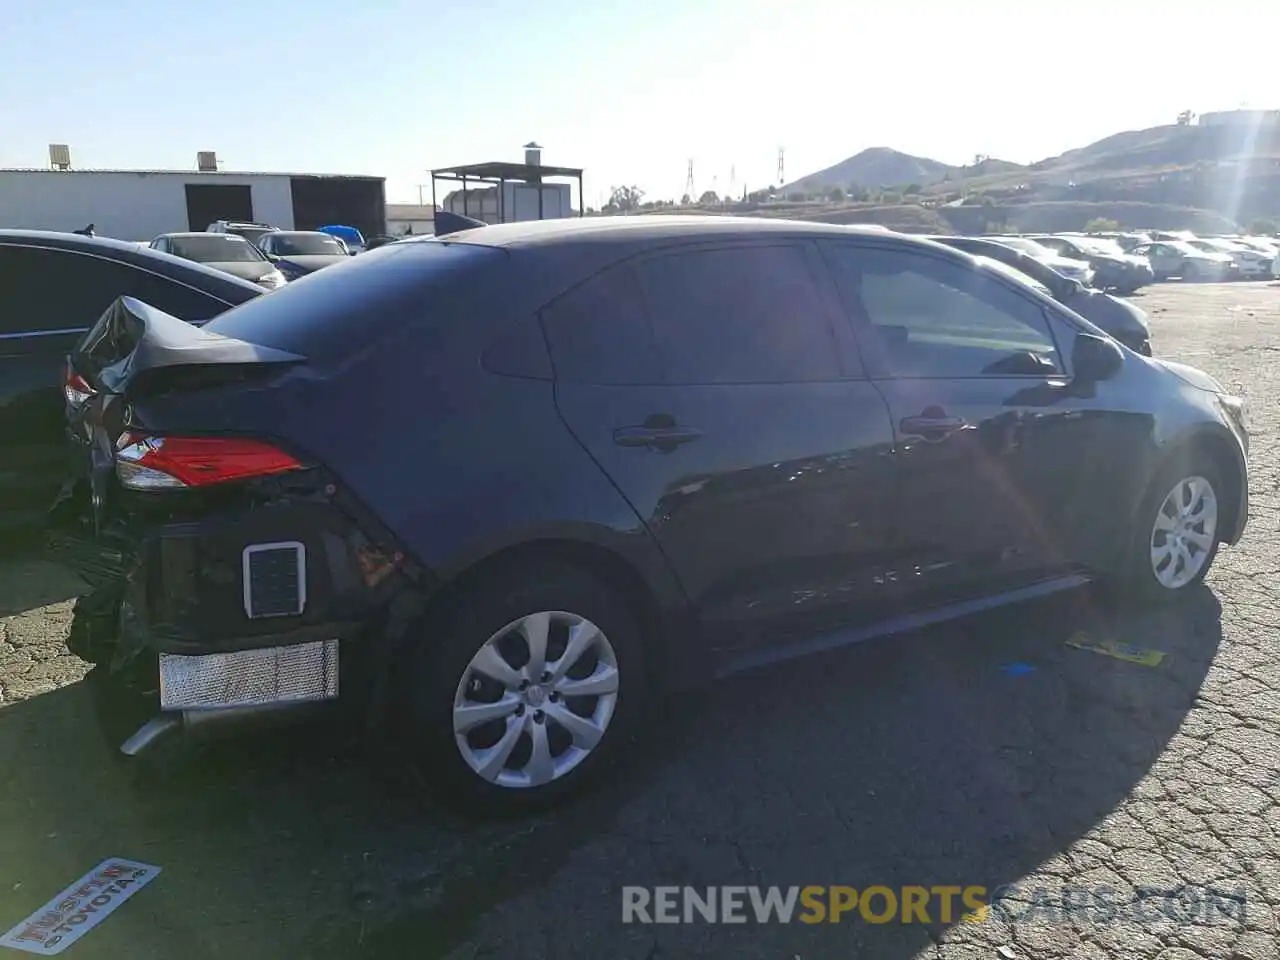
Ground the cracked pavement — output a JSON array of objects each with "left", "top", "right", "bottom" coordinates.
[{"left": 1, "top": 281, "right": 1278, "bottom": 959}]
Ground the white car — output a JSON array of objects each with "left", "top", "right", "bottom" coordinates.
[
  {"left": 1189, "top": 238, "right": 1274, "bottom": 279},
  {"left": 986, "top": 236, "right": 1095, "bottom": 287}
]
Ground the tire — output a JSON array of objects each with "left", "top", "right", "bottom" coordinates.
[
  {"left": 1119, "top": 455, "right": 1225, "bottom": 603},
  {"left": 400, "top": 560, "right": 647, "bottom": 815}
]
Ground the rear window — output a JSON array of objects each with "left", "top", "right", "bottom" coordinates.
[{"left": 202, "top": 240, "right": 500, "bottom": 359}]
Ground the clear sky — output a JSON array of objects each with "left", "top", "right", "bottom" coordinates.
[{"left": 1, "top": 0, "right": 1273, "bottom": 208}]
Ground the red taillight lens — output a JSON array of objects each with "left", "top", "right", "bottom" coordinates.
[
  {"left": 114, "top": 433, "right": 303, "bottom": 489},
  {"left": 64, "top": 363, "right": 95, "bottom": 406}
]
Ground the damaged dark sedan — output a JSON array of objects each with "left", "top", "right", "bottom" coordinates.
[{"left": 66, "top": 217, "right": 1249, "bottom": 813}]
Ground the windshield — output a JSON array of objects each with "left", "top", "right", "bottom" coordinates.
[
  {"left": 1168, "top": 240, "right": 1204, "bottom": 255},
  {"left": 169, "top": 235, "right": 267, "bottom": 263},
  {"left": 271, "top": 233, "right": 348, "bottom": 256},
  {"left": 991, "top": 236, "right": 1054, "bottom": 258}
]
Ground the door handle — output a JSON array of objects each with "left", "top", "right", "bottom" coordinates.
[
  {"left": 613, "top": 424, "right": 704, "bottom": 450},
  {"left": 900, "top": 415, "right": 968, "bottom": 442}
]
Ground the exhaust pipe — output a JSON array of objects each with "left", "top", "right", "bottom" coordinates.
[{"left": 119, "top": 704, "right": 320, "bottom": 756}]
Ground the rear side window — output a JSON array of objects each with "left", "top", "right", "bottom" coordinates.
[
  {"left": 0, "top": 245, "right": 231, "bottom": 335},
  {"left": 204, "top": 240, "right": 501, "bottom": 359},
  {"left": 634, "top": 245, "right": 841, "bottom": 384},
  {"left": 541, "top": 266, "right": 663, "bottom": 384}
]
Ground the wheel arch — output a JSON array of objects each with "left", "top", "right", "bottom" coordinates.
[
  {"left": 1147, "top": 426, "right": 1246, "bottom": 545},
  {"left": 421, "top": 531, "right": 693, "bottom": 693}
]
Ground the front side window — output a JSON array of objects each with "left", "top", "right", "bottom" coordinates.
[
  {"left": 827, "top": 245, "right": 1062, "bottom": 379},
  {"left": 633, "top": 244, "right": 842, "bottom": 384}
]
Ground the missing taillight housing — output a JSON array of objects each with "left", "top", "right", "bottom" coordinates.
[{"left": 114, "top": 433, "right": 303, "bottom": 490}]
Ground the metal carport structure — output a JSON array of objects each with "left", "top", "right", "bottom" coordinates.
[{"left": 429, "top": 158, "right": 584, "bottom": 223}]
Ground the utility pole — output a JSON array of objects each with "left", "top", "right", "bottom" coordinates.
[
  {"left": 777, "top": 147, "right": 785, "bottom": 186},
  {"left": 685, "top": 159, "right": 696, "bottom": 201}
]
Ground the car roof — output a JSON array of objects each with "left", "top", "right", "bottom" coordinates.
[
  {"left": 162, "top": 231, "right": 250, "bottom": 239},
  {"left": 0, "top": 229, "right": 264, "bottom": 300},
  {"left": 429, "top": 215, "right": 899, "bottom": 250}
]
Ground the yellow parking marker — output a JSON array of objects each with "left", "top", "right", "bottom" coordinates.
[{"left": 1065, "top": 633, "right": 1166, "bottom": 667}]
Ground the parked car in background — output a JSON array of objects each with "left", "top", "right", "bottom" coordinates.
[
  {"left": 258, "top": 231, "right": 353, "bottom": 279},
  {"left": 151, "top": 233, "right": 287, "bottom": 290},
  {"left": 1131, "top": 240, "right": 1236, "bottom": 282},
  {"left": 1187, "top": 238, "right": 1274, "bottom": 279},
  {"left": 316, "top": 224, "right": 365, "bottom": 254},
  {"left": 68, "top": 217, "right": 1247, "bottom": 812},
  {"left": 206, "top": 220, "right": 280, "bottom": 247},
  {"left": 1031, "top": 235, "right": 1153, "bottom": 295},
  {"left": 1114, "top": 233, "right": 1153, "bottom": 252},
  {"left": 1236, "top": 236, "right": 1280, "bottom": 258},
  {"left": 930, "top": 235, "right": 1153, "bottom": 354},
  {"left": 985, "top": 236, "right": 1095, "bottom": 286},
  {"left": 0, "top": 230, "right": 262, "bottom": 529}
]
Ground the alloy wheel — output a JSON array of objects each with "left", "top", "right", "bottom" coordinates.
[
  {"left": 1149, "top": 475, "right": 1218, "bottom": 590},
  {"left": 452, "top": 611, "right": 620, "bottom": 789}
]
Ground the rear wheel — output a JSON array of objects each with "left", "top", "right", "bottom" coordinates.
[
  {"left": 1121, "top": 458, "right": 1224, "bottom": 602},
  {"left": 401, "top": 561, "right": 647, "bottom": 814}
]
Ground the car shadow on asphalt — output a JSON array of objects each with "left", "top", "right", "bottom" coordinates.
[{"left": 0, "top": 583, "right": 1222, "bottom": 960}]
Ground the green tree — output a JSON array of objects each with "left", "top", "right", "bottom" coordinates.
[
  {"left": 902, "top": 183, "right": 922, "bottom": 195},
  {"left": 1249, "top": 217, "right": 1277, "bottom": 235},
  {"left": 698, "top": 190, "right": 719, "bottom": 205},
  {"left": 827, "top": 185, "right": 846, "bottom": 201},
  {"left": 605, "top": 185, "right": 644, "bottom": 213},
  {"left": 1085, "top": 217, "right": 1122, "bottom": 232},
  {"left": 786, "top": 191, "right": 807, "bottom": 202}
]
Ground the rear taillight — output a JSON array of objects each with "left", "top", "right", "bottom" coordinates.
[
  {"left": 64, "top": 362, "right": 95, "bottom": 406},
  {"left": 114, "top": 433, "right": 303, "bottom": 490}
]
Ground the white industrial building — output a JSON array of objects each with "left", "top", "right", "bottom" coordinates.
[
  {"left": 429, "top": 143, "right": 582, "bottom": 225},
  {"left": 441, "top": 182, "right": 573, "bottom": 223},
  {"left": 385, "top": 203, "right": 437, "bottom": 236},
  {"left": 0, "top": 147, "right": 386, "bottom": 241}
]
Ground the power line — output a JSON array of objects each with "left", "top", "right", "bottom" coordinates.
[{"left": 777, "top": 147, "right": 785, "bottom": 186}]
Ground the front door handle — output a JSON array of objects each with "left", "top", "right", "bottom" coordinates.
[
  {"left": 613, "top": 423, "right": 704, "bottom": 451},
  {"left": 900, "top": 415, "right": 968, "bottom": 442}
]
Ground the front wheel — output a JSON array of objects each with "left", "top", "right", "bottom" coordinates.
[
  {"left": 401, "top": 561, "right": 647, "bottom": 814},
  {"left": 1121, "top": 460, "right": 1224, "bottom": 602}
]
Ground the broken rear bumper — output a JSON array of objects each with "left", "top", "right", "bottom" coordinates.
[{"left": 59, "top": 476, "right": 421, "bottom": 753}]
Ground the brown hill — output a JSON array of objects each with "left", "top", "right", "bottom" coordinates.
[{"left": 785, "top": 120, "right": 1280, "bottom": 222}]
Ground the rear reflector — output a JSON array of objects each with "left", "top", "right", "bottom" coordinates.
[
  {"left": 243, "top": 541, "right": 307, "bottom": 619},
  {"left": 158, "top": 640, "right": 339, "bottom": 711},
  {"left": 115, "top": 433, "right": 302, "bottom": 489}
]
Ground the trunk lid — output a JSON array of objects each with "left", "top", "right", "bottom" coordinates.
[{"left": 68, "top": 296, "right": 306, "bottom": 530}]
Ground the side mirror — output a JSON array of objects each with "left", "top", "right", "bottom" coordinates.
[{"left": 1072, "top": 332, "right": 1124, "bottom": 382}]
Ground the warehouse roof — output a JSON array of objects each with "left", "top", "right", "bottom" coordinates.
[{"left": 0, "top": 167, "right": 384, "bottom": 180}]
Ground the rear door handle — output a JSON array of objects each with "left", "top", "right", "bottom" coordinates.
[
  {"left": 613, "top": 424, "right": 704, "bottom": 450},
  {"left": 900, "top": 415, "right": 968, "bottom": 441}
]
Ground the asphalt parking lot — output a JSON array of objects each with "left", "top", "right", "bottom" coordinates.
[{"left": 2, "top": 281, "right": 1279, "bottom": 960}]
